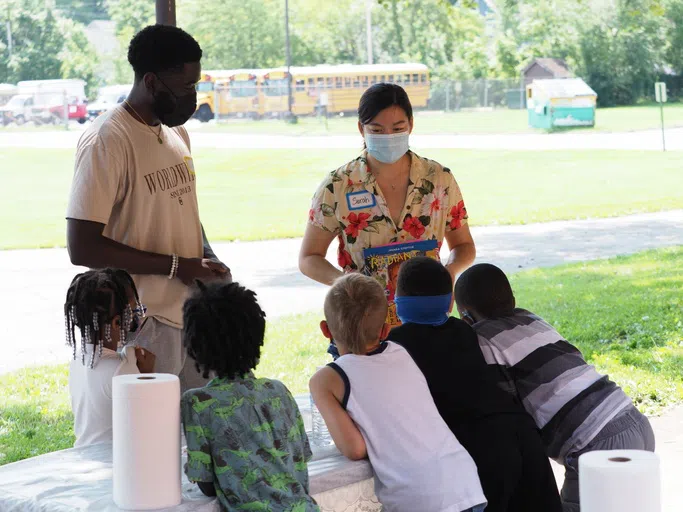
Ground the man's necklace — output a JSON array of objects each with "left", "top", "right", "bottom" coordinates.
[{"left": 124, "top": 100, "right": 163, "bottom": 144}]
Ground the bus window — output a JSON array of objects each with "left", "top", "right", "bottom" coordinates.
[
  {"left": 353, "top": 76, "right": 360, "bottom": 88},
  {"left": 421, "top": 74, "right": 427, "bottom": 83},
  {"left": 413, "top": 74, "right": 419, "bottom": 83},
  {"left": 296, "top": 79, "right": 305, "bottom": 92},
  {"left": 230, "top": 79, "right": 257, "bottom": 97},
  {"left": 362, "top": 76, "right": 369, "bottom": 87},
  {"left": 326, "top": 77, "right": 333, "bottom": 89},
  {"left": 380, "top": 75, "right": 386, "bottom": 82},
  {"left": 196, "top": 81, "right": 214, "bottom": 92},
  {"left": 308, "top": 78, "right": 314, "bottom": 89},
  {"left": 336, "top": 77, "right": 343, "bottom": 89},
  {"left": 263, "top": 78, "right": 289, "bottom": 97},
  {"left": 388, "top": 74, "right": 394, "bottom": 83},
  {"left": 404, "top": 74, "right": 411, "bottom": 84},
  {"left": 317, "top": 77, "right": 325, "bottom": 89},
  {"left": 370, "top": 76, "right": 377, "bottom": 85},
  {"left": 344, "top": 77, "right": 351, "bottom": 88}
]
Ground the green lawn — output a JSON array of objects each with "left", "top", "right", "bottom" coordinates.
[
  {"left": 2, "top": 147, "right": 682, "bottom": 249},
  {"left": 191, "top": 103, "right": 683, "bottom": 135},
  {"left": 2, "top": 247, "right": 681, "bottom": 466},
  {"left": 2, "top": 104, "right": 682, "bottom": 136}
]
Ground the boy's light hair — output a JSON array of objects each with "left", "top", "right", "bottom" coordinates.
[{"left": 324, "top": 274, "right": 388, "bottom": 354}]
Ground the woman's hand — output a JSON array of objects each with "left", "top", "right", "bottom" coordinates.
[{"left": 299, "top": 224, "right": 344, "bottom": 285}]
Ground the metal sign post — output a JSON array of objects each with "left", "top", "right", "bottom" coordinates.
[
  {"left": 63, "top": 91, "right": 69, "bottom": 131},
  {"left": 655, "top": 82, "right": 667, "bottom": 152}
]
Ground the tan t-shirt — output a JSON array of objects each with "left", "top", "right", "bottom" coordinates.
[{"left": 66, "top": 105, "right": 203, "bottom": 328}]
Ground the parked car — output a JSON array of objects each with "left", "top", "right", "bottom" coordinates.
[
  {"left": 87, "top": 85, "right": 131, "bottom": 121},
  {"left": 0, "top": 94, "right": 33, "bottom": 125}
]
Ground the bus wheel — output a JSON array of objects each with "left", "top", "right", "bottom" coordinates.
[{"left": 197, "top": 104, "right": 213, "bottom": 123}]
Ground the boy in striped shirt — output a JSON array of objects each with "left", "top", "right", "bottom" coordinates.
[{"left": 454, "top": 263, "right": 655, "bottom": 512}]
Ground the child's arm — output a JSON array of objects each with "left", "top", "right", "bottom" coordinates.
[{"left": 309, "top": 367, "right": 367, "bottom": 461}]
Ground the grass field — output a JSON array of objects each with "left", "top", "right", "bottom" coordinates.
[
  {"left": 1, "top": 246, "right": 681, "bottom": 466},
  {"left": 1, "top": 147, "right": 681, "bottom": 249}
]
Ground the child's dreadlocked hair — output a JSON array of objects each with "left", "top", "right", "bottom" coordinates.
[
  {"left": 64, "top": 268, "right": 141, "bottom": 368},
  {"left": 183, "top": 281, "right": 266, "bottom": 380}
]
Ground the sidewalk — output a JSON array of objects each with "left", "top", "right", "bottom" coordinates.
[{"left": 1, "top": 210, "right": 681, "bottom": 375}]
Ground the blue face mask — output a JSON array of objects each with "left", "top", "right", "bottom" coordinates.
[{"left": 364, "top": 131, "right": 410, "bottom": 164}]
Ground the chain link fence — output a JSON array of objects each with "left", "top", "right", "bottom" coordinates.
[{"left": 427, "top": 78, "right": 526, "bottom": 111}]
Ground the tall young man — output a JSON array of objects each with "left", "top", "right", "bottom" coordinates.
[{"left": 66, "top": 25, "right": 229, "bottom": 390}]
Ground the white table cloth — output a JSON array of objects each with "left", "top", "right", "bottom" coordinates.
[{"left": 0, "top": 397, "right": 381, "bottom": 511}]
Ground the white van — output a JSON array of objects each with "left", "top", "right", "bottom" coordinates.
[
  {"left": 88, "top": 84, "right": 131, "bottom": 121},
  {"left": 17, "top": 79, "right": 88, "bottom": 124}
]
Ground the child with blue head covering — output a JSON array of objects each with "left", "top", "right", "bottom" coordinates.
[{"left": 390, "top": 257, "right": 562, "bottom": 512}]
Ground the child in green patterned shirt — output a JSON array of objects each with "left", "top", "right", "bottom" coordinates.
[{"left": 181, "top": 280, "right": 319, "bottom": 512}]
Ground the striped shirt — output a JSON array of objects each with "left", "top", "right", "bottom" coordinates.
[{"left": 474, "top": 309, "right": 632, "bottom": 459}]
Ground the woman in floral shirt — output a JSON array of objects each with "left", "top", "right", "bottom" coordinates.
[{"left": 299, "top": 83, "right": 476, "bottom": 289}]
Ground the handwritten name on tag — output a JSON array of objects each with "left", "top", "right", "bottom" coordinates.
[{"left": 346, "top": 191, "right": 377, "bottom": 211}]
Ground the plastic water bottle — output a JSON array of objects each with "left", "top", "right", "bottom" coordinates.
[
  {"left": 310, "top": 367, "right": 333, "bottom": 446},
  {"left": 310, "top": 396, "right": 333, "bottom": 446}
]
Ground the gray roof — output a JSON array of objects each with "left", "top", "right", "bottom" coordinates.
[{"left": 523, "top": 58, "right": 572, "bottom": 78}]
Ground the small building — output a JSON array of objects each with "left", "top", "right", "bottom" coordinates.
[
  {"left": 522, "top": 58, "right": 572, "bottom": 88},
  {"left": 526, "top": 78, "right": 597, "bottom": 130}
]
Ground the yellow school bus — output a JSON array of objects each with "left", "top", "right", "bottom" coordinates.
[
  {"left": 261, "top": 70, "right": 291, "bottom": 116},
  {"left": 222, "top": 70, "right": 262, "bottom": 118},
  {"left": 194, "top": 70, "right": 236, "bottom": 122},
  {"left": 284, "top": 63, "right": 430, "bottom": 116}
]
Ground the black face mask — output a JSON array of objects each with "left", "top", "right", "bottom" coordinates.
[{"left": 152, "top": 75, "right": 197, "bottom": 127}]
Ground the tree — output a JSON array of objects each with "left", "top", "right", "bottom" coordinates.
[
  {"left": 56, "top": 0, "right": 109, "bottom": 26},
  {"left": 374, "top": 0, "right": 489, "bottom": 78},
  {"left": 493, "top": 0, "right": 586, "bottom": 78},
  {"left": 106, "top": 0, "right": 154, "bottom": 35},
  {"left": 60, "top": 18, "right": 100, "bottom": 97},
  {"left": 0, "top": 0, "right": 64, "bottom": 83},
  {"left": 289, "top": 0, "right": 367, "bottom": 65},
  {"left": 106, "top": 0, "right": 155, "bottom": 85},
  {"left": 665, "top": 0, "right": 683, "bottom": 74},
  {"left": 578, "top": 0, "right": 668, "bottom": 106},
  {"left": 178, "top": 0, "right": 285, "bottom": 69}
]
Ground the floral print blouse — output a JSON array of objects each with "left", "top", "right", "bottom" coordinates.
[{"left": 308, "top": 150, "right": 469, "bottom": 273}]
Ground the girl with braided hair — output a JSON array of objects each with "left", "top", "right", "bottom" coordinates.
[{"left": 65, "top": 268, "right": 156, "bottom": 447}]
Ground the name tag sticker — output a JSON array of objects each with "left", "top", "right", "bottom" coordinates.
[
  {"left": 184, "top": 156, "right": 196, "bottom": 177},
  {"left": 346, "top": 191, "right": 377, "bottom": 211}
]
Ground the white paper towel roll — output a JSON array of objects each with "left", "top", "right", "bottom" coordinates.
[
  {"left": 579, "top": 449, "right": 660, "bottom": 512},
  {"left": 113, "top": 373, "right": 182, "bottom": 510}
]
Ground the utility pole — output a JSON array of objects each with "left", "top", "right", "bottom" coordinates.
[
  {"left": 155, "top": 0, "right": 176, "bottom": 26},
  {"left": 6, "top": 5, "right": 11, "bottom": 59},
  {"left": 365, "top": 0, "right": 373, "bottom": 65},
  {"left": 285, "top": 0, "right": 293, "bottom": 117}
]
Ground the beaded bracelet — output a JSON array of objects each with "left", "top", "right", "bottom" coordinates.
[{"left": 168, "top": 254, "right": 179, "bottom": 280}]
